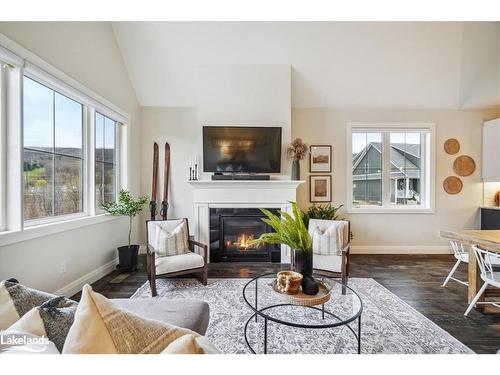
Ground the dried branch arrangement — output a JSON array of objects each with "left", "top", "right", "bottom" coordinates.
[{"left": 286, "top": 138, "right": 309, "bottom": 161}]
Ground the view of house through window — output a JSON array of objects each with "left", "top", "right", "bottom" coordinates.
[
  {"left": 351, "top": 128, "right": 429, "bottom": 209},
  {"left": 23, "top": 76, "right": 84, "bottom": 221},
  {"left": 95, "top": 112, "right": 117, "bottom": 211}
]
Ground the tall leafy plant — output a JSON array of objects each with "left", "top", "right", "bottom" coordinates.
[
  {"left": 102, "top": 190, "right": 148, "bottom": 248},
  {"left": 250, "top": 202, "right": 312, "bottom": 252}
]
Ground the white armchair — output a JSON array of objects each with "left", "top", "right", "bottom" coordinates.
[
  {"left": 308, "top": 219, "right": 350, "bottom": 294},
  {"left": 146, "top": 219, "right": 207, "bottom": 297}
]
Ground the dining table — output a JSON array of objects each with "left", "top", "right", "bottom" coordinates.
[{"left": 439, "top": 229, "right": 500, "bottom": 312}]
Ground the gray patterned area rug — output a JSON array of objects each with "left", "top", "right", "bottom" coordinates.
[{"left": 131, "top": 278, "right": 473, "bottom": 354}]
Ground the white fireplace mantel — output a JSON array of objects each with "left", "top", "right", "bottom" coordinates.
[{"left": 187, "top": 180, "right": 305, "bottom": 263}]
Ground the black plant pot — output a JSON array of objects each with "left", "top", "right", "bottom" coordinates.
[
  {"left": 117, "top": 245, "right": 139, "bottom": 272},
  {"left": 294, "top": 249, "right": 313, "bottom": 278}
]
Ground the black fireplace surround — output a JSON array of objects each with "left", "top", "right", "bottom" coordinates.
[{"left": 209, "top": 208, "right": 281, "bottom": 263}]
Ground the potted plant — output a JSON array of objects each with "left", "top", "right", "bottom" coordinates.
[
  {"left": 286, "top": 138, "right": 308, "bottom": 180},
  {"left": 102, "top": 189, "right": 148, "bottom": 272},
  {"left": 302, "top": 203, "right": 353, "bottom": 240},
  {"left": 250, "top": 202, "right": 318, "bottom": 294}
]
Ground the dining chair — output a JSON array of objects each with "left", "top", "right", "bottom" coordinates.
[
  {"left": 442, "top": 240, "right": 469, "bottom": 287},
  {"left": 464, "top": 245, "right": 500, "bottom": 316}
]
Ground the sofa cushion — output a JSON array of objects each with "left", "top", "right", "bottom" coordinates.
[
  {"left": 112, "top": 298, "right": 209, "bottom": 335},
  {"left": 155, "top": 252, "right": 204, "bottom": 274},
  {"left": 62, "top": 285, "right": 216, "bottom": 354},
  {"left": 0, "top": 280, "right": 55, "bottom": 330},
  {"left": 8, "top": 296, "right": 78, "bottom": 352}
]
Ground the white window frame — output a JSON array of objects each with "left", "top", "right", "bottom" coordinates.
[
  {"left": 0, "top": 34, "right": 131, "bottom": 246},
  {"left": 93, "top": 109, "right": 122, "bottom": 213},
  {"left": 346, "top": 122, "right": 435, "bottom": 214},
  {"left": 22, "top": 72, "right": 89, "bottom": 227}
]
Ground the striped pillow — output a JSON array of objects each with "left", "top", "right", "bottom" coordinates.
[{"left": 154, "top": 219, "right": 189, "bottom": 257}]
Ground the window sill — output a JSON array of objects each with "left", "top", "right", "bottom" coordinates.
[
  {"left": 0, "top": 214, "right": 122, "bottom": 247},
  {"left": 347, "top": 207, "right": 434, "bottom": 214}
]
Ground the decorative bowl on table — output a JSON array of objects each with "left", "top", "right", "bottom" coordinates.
[{"left": 276, "top": 271, "right": 303, "bottom": 294}]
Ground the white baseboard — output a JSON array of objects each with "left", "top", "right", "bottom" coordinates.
[
  {"left": 350, "top": 245, "right": 452, "bottom": 254},
  {"left": 54, "top": 258, "right": 118, "bottom": 297}
]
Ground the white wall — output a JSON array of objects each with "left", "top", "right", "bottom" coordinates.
[
  {"left": 196, "top": 64, "right": 291, "bottom": 179},
  {"left": 113, "top": 22, "right": 465, "bottom": 109},
  {"left": 139, "top": 65, "right": 292, "bottom": 242},
  {"left": 293, "top": 107, "right": 499, "bottom": 252},
  {"left": 459, "top": 22, "right": 500, "bottom": 109},
  {"left": 0, "top": 22, "right": 141, "bottom": 294}
]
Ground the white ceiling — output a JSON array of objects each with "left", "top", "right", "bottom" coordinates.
[{"left": 112, "top": 22, "right": 499, "bottom": 109}]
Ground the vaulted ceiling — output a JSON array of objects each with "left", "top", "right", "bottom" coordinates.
[{"left": 112, "top": 22, "right": 500, "bottom": 109}]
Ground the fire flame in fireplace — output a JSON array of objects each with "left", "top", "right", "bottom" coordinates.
[{"left": 237, "top": 234, "right": 254, "bottom": 250}]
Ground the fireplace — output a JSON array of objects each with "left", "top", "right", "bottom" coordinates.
[{"left": 209, "top": 208, "right": 281, "bottom": 262}]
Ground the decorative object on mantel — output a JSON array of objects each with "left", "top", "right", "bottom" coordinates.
[
  {"left": 453, "top": 155, "right": 476, "bottom": 177},
  {"left": 101, "top": 190, "right": 148, "bottom": 272},
  {"left": 443, "top": 176, "right": 463, "bottom": 195},
  {"left": 188, "top": 155, "right": 199, "bottom": 181},
  {"left": 286, "top": 138, "right": 309, "bottom": 180},
  {"left": 309, "top": 145, "right": 332, "bottom": 173},
  {"left": 276, "top": 271, "right": 302, "bottom": 294},
  {"left": 444, "top": 138, "right": 460, "bottom": 155},
  {"left": 309, "top": 175, "right": 332, "bottom": 202}
]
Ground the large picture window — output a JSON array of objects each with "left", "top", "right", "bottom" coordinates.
[
  {"left": 348, "top": 124, "right": 434, "bottom": 212},
  {"left": 95, "top": 112, "right": 117, "bottom": 210},
  {"left": 23, "top": 76, "right": 84, "bottom": 221}
]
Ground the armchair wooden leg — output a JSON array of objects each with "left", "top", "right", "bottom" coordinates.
[
  {"left": 197, "top": 268, "right": 208, "bottom": 286},
  {"left": 150, "top": 276, "right": 157, "bottom": 297}
]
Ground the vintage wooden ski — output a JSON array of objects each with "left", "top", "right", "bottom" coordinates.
[
  {"left": 160, "top": 142, "right": 170, "bottom": 220},
  {"left": 149, "top": 142, "right": 159, "bottom": 220}
]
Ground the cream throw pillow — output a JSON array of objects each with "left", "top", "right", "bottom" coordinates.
[
  {"left": 154, "top": 219, "right": 189, "bottom": 257},
  {"left": 62, "top": 285, "right": 217, "bottom": 354},
  {"left": 308, "top": 219, "right": 349, "bottom": 256}
]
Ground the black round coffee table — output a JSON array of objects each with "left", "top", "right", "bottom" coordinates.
[{"left": 242, "top": 272, "right": 363, "bottom": 354}]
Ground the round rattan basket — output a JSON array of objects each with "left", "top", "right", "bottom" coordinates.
[{"left": 271, "top": 279, "right": 331, "bottom": 306}]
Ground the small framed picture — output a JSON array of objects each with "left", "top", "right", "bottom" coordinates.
[
  {"left": 310, "top": 145, "right": 332, "bottom": 173},
  {"left": 309, "top": 175, "right": 332, "bottom": 202}
]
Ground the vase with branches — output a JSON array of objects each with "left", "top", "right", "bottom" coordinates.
[
  {"left": 286, "top": 138, "right": 309, "bottom": 180},
  {"left": 102, "top": 189, "right": 148, "bottom": 272}
]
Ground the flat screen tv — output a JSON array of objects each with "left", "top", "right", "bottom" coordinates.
[{"left": 203, "top": 126, "right": 282, "bottom": 173}]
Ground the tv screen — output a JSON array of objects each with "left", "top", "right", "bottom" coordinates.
[{"left": 203, "top": 126, "right": 282, "bottom": 173}]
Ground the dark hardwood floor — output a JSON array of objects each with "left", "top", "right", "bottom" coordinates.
[{"left": 71, "top": 254, "right": 500, "bottom": 354}]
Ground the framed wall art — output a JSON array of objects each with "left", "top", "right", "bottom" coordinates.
[
  {"left": 309, "top": 175, "right": 332, "bottom": 202},
  {"left": 309, "top": 145, "right": 332, "bottom": 173}
]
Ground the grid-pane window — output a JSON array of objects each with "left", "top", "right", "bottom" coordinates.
[
  {"left": 390, "top": 132, "right": 423, "bottom": 206},
  {"left": 23, "top": 76, "right": 84, "bottom": 221},
  {"left": 352, "top": 132, "right": 383, "bottom": 207},
  {"left": 350, "top": 126, "right": 431, "bottom": 210},
  {"left": 95, "top": 112, "right": 117, "bottom": 210}
]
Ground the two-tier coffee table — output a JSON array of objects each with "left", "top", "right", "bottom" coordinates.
[{"left": 242, "top": 272, "right": 363, "bottom": 354}]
